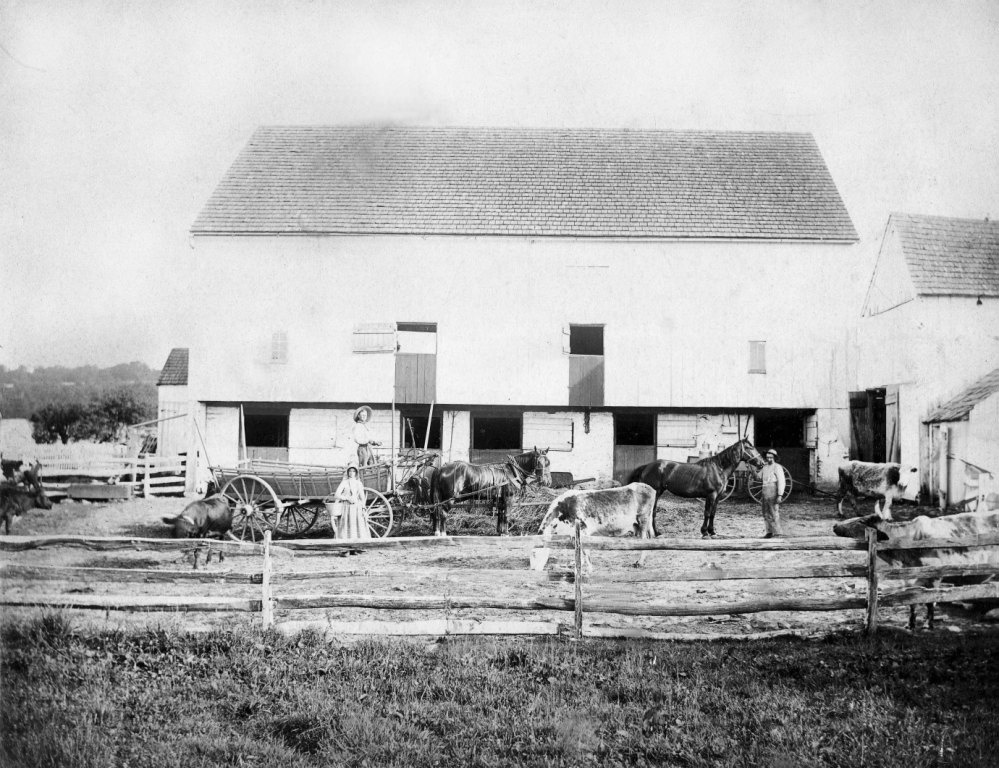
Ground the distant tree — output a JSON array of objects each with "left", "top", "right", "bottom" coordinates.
[
  {"left": 30, "top": 402, "right": 89, "bottom": 444},
  {"left": 85, "top": 387, "right": 155, "bottom": 442}
]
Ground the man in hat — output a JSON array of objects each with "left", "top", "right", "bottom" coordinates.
[
  {"left": 759, "top": 449, "right": 786, "bottom": 538},
  {"left": 352, "top": 406, "right": 381, "bottom": 466}
]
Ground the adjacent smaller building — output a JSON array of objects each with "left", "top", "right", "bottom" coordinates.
[
  {"left": 156, "top": 348, "right": 190, "bottom": 458},
  {"left": 924, "top": 367, "right": 999, "bottom": 510},
  {"left": 855, "top": 213, "right": 999, "bottom": 497}
]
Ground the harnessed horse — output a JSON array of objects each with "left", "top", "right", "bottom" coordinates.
[
  {"left": 627, "top": 438, "right": 765, "bottom": 538},
  {"left": 429, "top": 448, "right": 552, "bottom": 536}
]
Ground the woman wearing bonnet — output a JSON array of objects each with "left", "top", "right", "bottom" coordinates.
[{"left": 332, "top": 462, "right": 370, "bottom": 540}]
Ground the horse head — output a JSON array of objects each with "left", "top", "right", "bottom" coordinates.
[
  {"left": 532, "top": 447, "right": 552, "bottom": 487},
  {"left": 739, "top": 439, "right": 765, "bottom": 470}
]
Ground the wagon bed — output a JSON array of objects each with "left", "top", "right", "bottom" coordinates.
[{"left": 210, "top": 459, "right": 394, "bottom": 541}]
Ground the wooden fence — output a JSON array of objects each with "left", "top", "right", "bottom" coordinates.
[
  {"left": 1, "top": 527, "right": 998, "bottom": 639},
  {"left": 39, "top": 455, "right": 187, "bottom": 499}
]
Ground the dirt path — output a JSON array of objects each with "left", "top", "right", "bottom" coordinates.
[{"left": 1, "top": 493, "right": 995, "bottom": 638}]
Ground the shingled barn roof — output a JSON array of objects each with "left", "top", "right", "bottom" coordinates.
[
  {"left": 157, "top": 348, "right": 188, "bottom": 386},
  {"left": 925, "top": 367, "right": 999, "bottom": 423},
  {"left": 893, "top": 214, "right": 999, "bottom": 297},
  {"left": 192, "top": 126, "right": 858, "bottom": 241}
]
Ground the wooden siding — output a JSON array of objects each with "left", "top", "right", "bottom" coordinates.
[
  {"left": 395, "top": 353, "right": 436, "bottom": 404},
  {"left": 569, "top": 356, "right": 604, "bottom": 407}
]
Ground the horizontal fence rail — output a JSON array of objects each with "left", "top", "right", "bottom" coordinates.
[
  {"left": 1, "top": 529, "right": 998, "bottom": 639},
  {"left": 37, "top": 455, "right": 187, "bottom": 498}
]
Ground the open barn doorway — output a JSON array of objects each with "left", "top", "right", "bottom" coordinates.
[
  {"left": 848, "top": 386, "right": 899, "bottom": 463},
  {"left": 753, "top": 409, "right": 810, "bottom": 489},
  {"left": 613, "top": 412, "right": 656, "bottom": 485}
]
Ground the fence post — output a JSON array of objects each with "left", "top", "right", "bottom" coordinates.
[
  {"left": 142, "top": 456, "right": 151, "bottom": 498},
  {"left": 573, "top": 519, "right": 583, "bottom": 640},
  {"left": 261, "top": 530, "right": 274, "bottom": 630},
  {"left": 865, "top": 528, "right": 879, "bottom": 635}
]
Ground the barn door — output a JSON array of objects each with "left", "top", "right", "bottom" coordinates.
[
  {"left": 884, "top": 385, "right": 900, "bottom": 463},
  {"left": 848, "top": 391, "right": 872, "bottom": 461}
]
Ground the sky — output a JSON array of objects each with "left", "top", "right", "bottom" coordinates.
[{"left": 1, "top": 0, "right": 998, "bottom": 370}]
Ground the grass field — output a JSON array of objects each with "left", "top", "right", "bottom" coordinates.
[{"left": 2, "top": 614, "right": 998, "bottom": 767}]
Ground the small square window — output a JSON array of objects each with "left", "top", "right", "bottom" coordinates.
[
  {"left": 749, "top": 341, "right": 766, "bottom": 374},
  {"left": 569, "top": 325, "right": 604, "bottom": 355}
]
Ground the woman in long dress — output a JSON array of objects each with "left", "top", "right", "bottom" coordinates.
[{"left": 333, "top": 464, "right": 370, "bottom": 540}]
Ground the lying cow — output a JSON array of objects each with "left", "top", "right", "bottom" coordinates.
[
  {"left": 834, "top": 510, "right": 999, "bottom": 629},
  {"left": 835, "top": 461, "right": 918, "bottom": 519},
  {"left": 162, "top": 496, "right": 234, "bottom": 539},
  {"left": 537, "top": 482, "right": 656, "bottom": 571}
]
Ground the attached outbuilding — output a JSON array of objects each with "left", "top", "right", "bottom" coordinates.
[
  {"left": 923, "top": 367, "right": 999, "bottom": 511},
  {"left": 855, "top": 213, "right": 999, "bottom": 496}
]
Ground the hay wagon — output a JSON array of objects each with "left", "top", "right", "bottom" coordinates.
[{"left": 212, "top": 459, "right": 396, "bottom": 541}]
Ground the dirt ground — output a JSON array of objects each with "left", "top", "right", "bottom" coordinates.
[{"left": 2, "top": 491, "right": 997, "bottom": 639}]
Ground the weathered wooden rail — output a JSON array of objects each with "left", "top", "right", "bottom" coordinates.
[{"left": 1, "top": 527, "right": 997, "bottom": 638}]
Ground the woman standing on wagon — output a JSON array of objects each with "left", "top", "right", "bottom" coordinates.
[
  {"left": 352, "top": 405, "right": 381, "bottom": 466},
  {"left": 333, "top": 463, "right": 370, "bottom": 540}
]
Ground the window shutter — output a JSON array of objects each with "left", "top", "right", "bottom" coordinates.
[
  {"left": 805, "top": 413, "right": 819, "bottom": 449},
  {"left": 523, "top": 414, "right": 574, "bottom": 451},
  {"left": 353, "top": 323, "right": 397, "bottom": 353},
  {"left": 656, "top": 414, "right": 698, "bottom": 447}
]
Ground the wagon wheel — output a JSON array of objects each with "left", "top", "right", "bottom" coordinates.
[
  {"left": 364, "top": 487, "right": 393, "bottom": 538},
  {"left": 747, "top": 468, "right": 793, "bottom": 504},
  {"left": 718, "top": 474, "right": 737, "bottom": 502},
  {"left": 220, "top": 474, "right": 282, "bottom": 542},
  {"left": 275, "top": 501, "right": 322, "bottom": 538}
]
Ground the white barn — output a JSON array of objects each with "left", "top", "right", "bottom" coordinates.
[
  {"left": 855, "top": 214, "right": 999, "bottom": 498},
  {"left": 181, "top": 126, "right": 860, "bottom": 492}
]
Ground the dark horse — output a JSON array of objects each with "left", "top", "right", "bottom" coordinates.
[
  {"left": 627, "top": 438, "right": 764, "bottom": 538},
  {"left": 1, "top": 462, "right": 53, "bottom": 534},
  {"left": 429, "top": 448, "right": 552, "bottom": 536}
]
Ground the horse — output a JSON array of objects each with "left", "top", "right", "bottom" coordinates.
[
  {"left": 428, "top": 447, "right": 552, "bottom": 536},
  {"left": 1, "top": 466, "right": 53, "bottom": 534},
  {"left": 627, "top": 438, "right": 765, "bottom": 538}
]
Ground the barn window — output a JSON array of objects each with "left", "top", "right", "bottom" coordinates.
[
  {"left": 271, "top": 331, "right": 288, "bottom": 364},
  {"left": 568, "top": 325, "right": 604, "bottom": 355},
  {"left": 244, "top": 412, "right": 289, "bottom": 448},
  {"left": 472, "top": 415, "right": 522, "bottom": 450},
  {"left": 396, "top": 322, "right": 437, "bottom": 353},
  {"left": 749, "top": 341, "right": 766, "bottom": 374}
]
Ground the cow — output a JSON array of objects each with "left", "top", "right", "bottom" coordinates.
[
  {"left": 162, "top": 496, "right": 234, "bottom": 539},
  {"left": 835, "top": 461, "right": 918, "bottom": 519},
  {"left": 537, "top": 482, "right": 656, "bottom": 571},
  {"left": 0, "top": 482, "right": 53, "bottom": 534},
  {"left": 834, "top": 510, "right": 999, "bottom": 629}
]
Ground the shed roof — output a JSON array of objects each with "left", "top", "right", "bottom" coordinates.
[
  {"left": 157, "top": 348, "right": 188, "bottom": 386},
  {"left": 893, "top": 214, "right": 999, "bottom": 297},
  {"left": 192, "top": 126, "right": 858, "bottom": 241},
  {"left": 925, "top": 367, "right": 999, "bottom": 423}
]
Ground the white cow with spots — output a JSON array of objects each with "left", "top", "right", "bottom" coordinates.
[
  {"left": 537, "top": 482, "right": 656, "bottom": 571},
  {"left": 835, "top": 461, "right": 919, "bottom": 519}
]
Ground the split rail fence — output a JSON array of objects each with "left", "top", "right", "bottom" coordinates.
[{"left": 1, "top": 526, "right": 998, "bottom": 638}]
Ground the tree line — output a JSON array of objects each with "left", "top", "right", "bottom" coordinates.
[{"left": 1, "top": 363, "right": 159, "bottom": 444}]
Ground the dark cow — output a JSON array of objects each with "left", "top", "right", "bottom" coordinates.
[
  {"left": 538, "top": 482, "right": 656, "bottom": 570},
  {"left": 0, "top": 481, "right": 53, "bottom": 534},
  {"left": 162, "top": 496, "right": 233, "bottom": 539},
  {"left": 834, "top": 510, "right": 999, "bottom": 629},
  {"left": 835, "top": 461, "right": 918, "bottom": 519}
]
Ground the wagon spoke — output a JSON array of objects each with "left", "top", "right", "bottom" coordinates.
[
  {"left": 363, "top": 488, "right": 393, "bottom": 538},
  {"left": 219, "top": 475, "right": 281, "bottom": 542}
]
